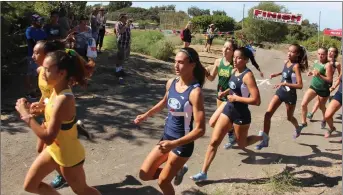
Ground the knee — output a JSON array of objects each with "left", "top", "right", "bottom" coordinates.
[
  {"left": 324, "top": 112, "right": 332, "bottom": 121},
  {"left": 139, "top": 170, "right": 152, "bottom": 181},
  {"left": 209, "top": 139, "right": 221, "bottom": 149},
  {"left": 23, "top": 180, "right": 37, "bottom": 193},
  {"left": 301, "top": 101, "right": 308, "bottom": 108},
  {"left": 157, "top": 176, "right": 171, "bottom": 189}
]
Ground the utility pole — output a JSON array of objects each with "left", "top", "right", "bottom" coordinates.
[
  {"left": 318, "top": 11, "right": 321, "bottom": 48},
  {"left": 242, "top": 4, "right": 245, "bottom": 29}
]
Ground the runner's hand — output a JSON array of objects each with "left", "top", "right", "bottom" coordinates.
[
  {"left": 259, "top": 71, "right": 264, "bottom": 78},
  {"left": 227, "top": 95, "right": 237, "bottom": 102},
  {"left": 218, "top": 91, "right": 226, "bottom": 99},
  {"left": 15, "top": 98, "right": 30, "bottom": 117},
  {"left": 158, "top": 140, "right": 176, "bottom": 153},
  {"left": 134, "top": 113, "right": 148, "bottom": 125},
  {"left": 274, "top": 83, "right": 285, "bottom": 89},
  {"left": 312, "top": 70, "right": 319, "bottom": 77},
  {"left": 307, "top": 71, "right": 313, "bottom": 76},
  {"left": 30, "top": 102, "right": 45, "bottom": 115}
]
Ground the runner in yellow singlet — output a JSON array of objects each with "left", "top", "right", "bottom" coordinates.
[{"left": 15, "top": 49, "right": 101, "bottom": 195}]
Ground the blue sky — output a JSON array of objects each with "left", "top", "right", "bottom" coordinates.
[{"left": 87, "top": 1, "right": 342, "bottom": 30}]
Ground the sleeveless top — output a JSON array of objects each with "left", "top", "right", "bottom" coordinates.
[
  {"left": 228, "top": 68, "right": 251, "bottom": 110},
  {"left": 311, "top": 60, "right": 332, "bottom": 91},
  {"left": 45, "top": 88, "right": 85, "bottom": 167},
  {"left": 279, "top": 62, "right": 297, "bottom": 94},
  {"left": 38, "top": 68, "right": 53, "bottom": 100},
  {"left": 217, "top": 58, "right": 233, "bottom": 101},
  {"left": 164, "top": 78, "right": 200, "bottom": 138}
]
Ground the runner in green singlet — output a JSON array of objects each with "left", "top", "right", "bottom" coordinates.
[
  {"left": 308, "top": 46, "right": 341, "bottom": 126},
  {"left": 300, "top": 47, "right": 334, "bottom": 128},
  {"left": 205, "top": 41, "right": 237, "bottom": 149}
]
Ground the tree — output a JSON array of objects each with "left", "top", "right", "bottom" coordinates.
[
  {"left": 244, "top": 2, "right": 289, "bottom": 43},
  {"left": 191, "top": 15, "right": 236, "bottom": 32},
  {"left": 108, "top": 1, "right": 132, "bottom": 12},
  {"left": 187, "top": 6, "right": 210, "bottom": 17},
  {"left": 212, "top": 10, "right": 226, "bottom": 16}
]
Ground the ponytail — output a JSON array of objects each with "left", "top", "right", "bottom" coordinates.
[
  {"left": 179, "top": 48, "right": 206, "bottom": 87},
  {"left": 291, "top": 43, "right": 308, "bottom": 73}
]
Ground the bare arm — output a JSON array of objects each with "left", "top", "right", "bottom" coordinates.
[
  {"left": 172, "top": 87, "right": 206, "bottom": 147},
  {"left": 284, "top": 64, "right": 303, "bottom": 89},
  {"left": 206, "top": 58, "right": 220, "bottom": 81},
  {"left": 25, "top": 95, "right": 71, "bottom": 145},
  {"left": 234, "top": 72, "right": 261, "bottom": 106},
  {"left": 317, "top": 63, "right": 334, "bottom": 83},
  {"left": 145, "top": 78, "right": 173, "bottom": 118}
]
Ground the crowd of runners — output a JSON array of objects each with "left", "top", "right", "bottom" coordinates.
[{"left": 13, "top": 9, "right": 342, "bottom": 195}]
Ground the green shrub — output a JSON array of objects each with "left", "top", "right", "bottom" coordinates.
[
  {"left": 300, "top": 35, "right": 342, "bottom": 52},
  {"left": 149, "top": 40, "right": 175, "bottom": 61}
]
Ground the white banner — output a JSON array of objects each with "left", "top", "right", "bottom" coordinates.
[{"left": 253, "top": 9, "right": 302, "bottom": 25}]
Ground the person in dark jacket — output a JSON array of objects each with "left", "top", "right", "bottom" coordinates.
[{"left": 182, "top": 22, "right": 193, "bottom": 48}]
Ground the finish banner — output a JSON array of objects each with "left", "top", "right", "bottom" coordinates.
[{"left": 253, "top": 9, "right": 302, "bottom": 25}]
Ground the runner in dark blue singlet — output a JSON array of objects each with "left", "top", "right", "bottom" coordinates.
[
  {"left": 191, "top": 47, "right": 263, "bottom": 182},
  {"left": 255, "top": 44, "right": 309, "bottom": 150},
  {"left": 134, "top": 47, "right": 206, "bottom": 194}
]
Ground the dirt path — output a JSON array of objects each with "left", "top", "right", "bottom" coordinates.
[{"left": 1, "top": 45, "right": 341, "bottom": 195}]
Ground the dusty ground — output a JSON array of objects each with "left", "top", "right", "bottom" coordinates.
[{"left": 1, "top": 44, "right": 342, "bottom": 195}]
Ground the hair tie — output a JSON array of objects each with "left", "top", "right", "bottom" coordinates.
[{"left": 65, "top": 49, "right": 77, "bottom": 59}]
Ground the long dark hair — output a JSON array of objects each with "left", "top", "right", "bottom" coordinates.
[
  {"left": 46, "top": 49, "right": 88, "bottom": 86},
  {"left": 179, "top": 47, "right": 206, "bottom": 87},
  {"left": 291, "top": 43, "right": 309, "bottom": 73},
  {"left": 36, "top": 40, "right": 65, "bottom": 54}
]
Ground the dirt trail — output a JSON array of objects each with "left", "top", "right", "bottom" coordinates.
[{"left": 1, "top": 45, "right": 341, "bottom": 195}]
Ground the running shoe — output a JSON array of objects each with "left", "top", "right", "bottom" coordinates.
[
  {"left": 190, "top": 172, "right": 207, "bottom": 182},
  {"left": 50, "top": 174, "right": 68, "bottom": 189},
  {"left": 306, "top": 112, "right": 313, "bottom": 120},
  {"left": 224, "top": 130, "right": 236, "bottom": 149},
  {"left": 293, "top": 124, "right": 306, "bottom": 139},
  {"left": 174, "top": 164, "right": 188, "bottom": 186},
  {"left": 255, "top": 131, "right": 269, "bottom": 150}
]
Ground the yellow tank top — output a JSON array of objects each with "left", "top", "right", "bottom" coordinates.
[
  {"left": 45, "top": 88, "right": 85, "bottom": 167},
  {"left": 38, "top": 68, "right": 53, "bottom": 100}
]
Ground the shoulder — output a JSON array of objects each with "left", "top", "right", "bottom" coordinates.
[
  {"left": 243, "top": 70, "right": 255, "bottom": 82},
  {"left": 37, "top": 66, "right": 42, "bottom": 74},
  {"left": 284, "top": 59, "right": 288, "bottom": 64},
  {"left": 190, "top": 87, "right": 203, "bottom": 101},
  {"left": 166, "top": 78, "right": 175, "bottom": 91},
  {"left": 215, "top": 58, "right": 222, "bottom": 66}
]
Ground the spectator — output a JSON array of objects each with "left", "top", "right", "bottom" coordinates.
[
  {"left": 96, "top": 7, "right": 107, "bottom": 53},
  {"left": 90, "top": 8, "right": 100, "bottom": 44},
  {"left": 43, "top": 10, "right": 62, "bottom": 40},
  {"left": 25, "top": 14, "right": 47, "bottom": 99},
  {"left": 68, "top": 13, "right": 78, "bottom": 30},
  {"left": 181, "top": 21, "right": 193, "bottom": 48},
  {"left": 70, "top": 15, "right": 93, "bottom": 60},
  {"left": 114, "top": 13, "right": 131, "bottom": 82},
  {"left": 58, "top": 7, "right": 70, "bottom": 38},
  {"left": 205, "top": 24, "right": 217, "bottom": 53}
]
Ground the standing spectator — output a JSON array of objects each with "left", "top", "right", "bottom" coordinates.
[
  {"left": 96, "top": 7, "right": 107, "bottom": 53},
  {"left": 25, "top": 14, "right": 47, "bottom": 99},
  {"left": 68, "top": 13, "right": 78, "bottom": 30},
  {"left": 181, "top": 21, "right": 193, "bottom": 48},
  {"left": 58, "top": 7, "right": 70, "bottom": 38},
  {"left": 43, "top": 10, "right": 61, "bottom": 40},
  {"left": 90, "top": 8, "right": 100, "bottom": 44},
  {"left": 70, "top": 15, "right": 93, "bottom": 60},
  {"left": 115, "top": 13, "right": 131, "bottom": 82},
  {"left": 205, "top": 24, "right": 217, "bottom": 53}
]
